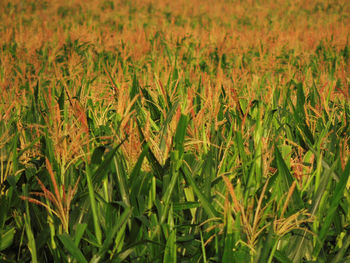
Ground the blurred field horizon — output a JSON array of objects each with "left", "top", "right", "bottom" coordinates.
[{"left": 0, "top": 0, "right": 349, "bottom": 262}]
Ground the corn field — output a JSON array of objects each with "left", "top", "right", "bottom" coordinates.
[{"left": 0, "top": 0, "right": 349, "bottom": 262}]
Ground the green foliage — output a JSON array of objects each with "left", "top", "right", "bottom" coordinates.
[{"left": 0, "top": 0, "right": 349, "bottom": 262}]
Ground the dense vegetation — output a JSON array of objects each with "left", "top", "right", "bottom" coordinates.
[{"left": 0, "top": 0, "right": 349, "bottom": 262}]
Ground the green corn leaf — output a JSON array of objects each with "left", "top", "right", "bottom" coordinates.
[
  {"left": 86, "top": 163, "right": 102, "bottom": 245},
  {"left": 0, "top": 227, "right": 15, "bottom": 251},
  {"left": 92, "top": 140, "right": 126, "bottom": 185},
  {"left": 314, "top": 159, "right": 350, "bottom": 258},
  {"left": 163, "top": 227, "right": 176, "bottom": 262},
  {"left": 58, "top": 233, "right": 88, "bottom": 263},
  {"left": 274, "top": 250, "right": 293, "bottom": 263},
  {"left": 161, "top": 114, "right": 189, "bottom": 224},
  {"left": 181, "top": 165, "right": 219, "bottom": 219},
  {"left": 222, "top": 208, "right": 235, "bottom": 262},
  {"left": 290, "top": 158, "right": 336, "bottom": 262},
  {"left": 90, "top": 146, "right": 106, "bottom": 166},
  {"left": 74, "top": 223, "right": 87, "bottom": 247},
  {"left": 99, "top": 206, "right": 132, "bottom": 260},
  {"left": 114, "top": 155, "right": 130, "bottom": 207},
  {"left": 130, "top": 73, "right": 140, "bottom": 100},
  {"left": 22, "top": 185, "right": 38, "bottom": 263},
  {"left": 129, "top": 143, "right": 149, "bottom": 187},
  {"left": 174, "top": 114, "right": 189, "bottom": 153},
  {"left": 258, "top": 226, "right": 276, "bottom": 263},
  {"left": 200, "top": 231, "right": 207, "bottom": 263},
  {"left": 275, "top": 147, "right": 303, "bottom": 210}
]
